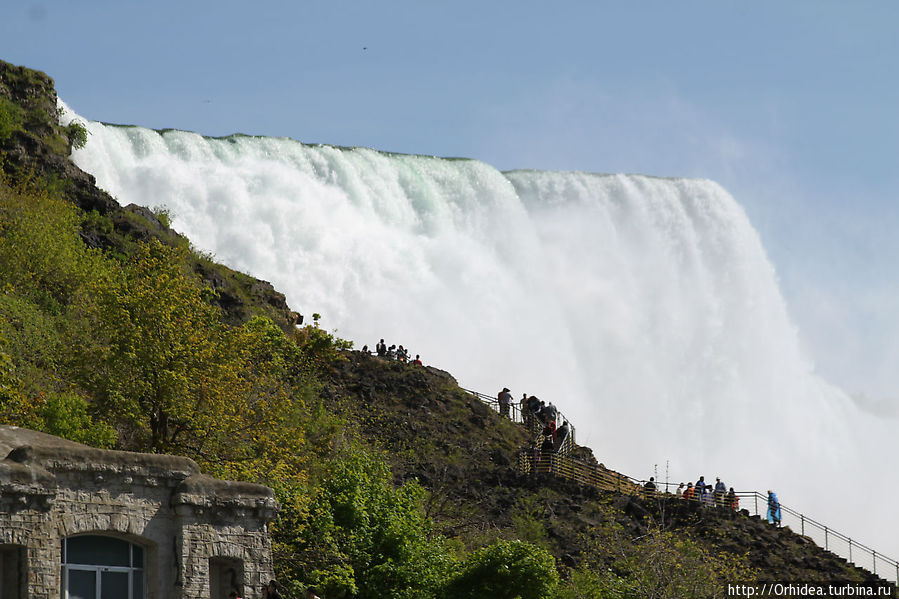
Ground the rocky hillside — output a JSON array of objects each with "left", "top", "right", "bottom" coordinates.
[
  {"left": 319, "top": 351, "right": 893, "bottom": 590},
  {"left": 0, "top": 58, "right": 301, "bottom": 331}
]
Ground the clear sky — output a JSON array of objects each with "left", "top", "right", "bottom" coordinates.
[{"left": 4, "top": 1, "right": 899, "bottom": 411}]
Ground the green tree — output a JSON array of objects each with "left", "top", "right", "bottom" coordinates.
[
  {"left": 277, "top": 450, "right": 453, "bottom": 599},
  {"left": 443, "top": 539, "right": 559, "bottom": 599},
  {"left": 71, "top": 239, "right": 246, "bottom": 454}
]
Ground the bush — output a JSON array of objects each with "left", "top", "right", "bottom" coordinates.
[
  {"left": 276, "top": 450, "right": 453, "bottom": 599},
  {"left": 66, "top": 121, "right": 88, "bottom": 152},
  {"left": 443, "top": 539, "right": 559, "bottom": 599}
]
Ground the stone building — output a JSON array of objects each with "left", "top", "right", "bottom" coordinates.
[{"left": 0, "top": 426, "right": 278, "bottom": 599}]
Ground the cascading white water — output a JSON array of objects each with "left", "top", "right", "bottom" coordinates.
[{"left": 68, "top": 110, "right": 898, "bottom": 561}]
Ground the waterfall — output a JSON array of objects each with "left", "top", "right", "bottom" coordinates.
[{"left": 68, "top": 112, "right": 898, "bottom": 560}]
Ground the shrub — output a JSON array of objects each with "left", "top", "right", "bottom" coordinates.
[{"left": 443, "top": 539, "right": 559, "bottom": 599}]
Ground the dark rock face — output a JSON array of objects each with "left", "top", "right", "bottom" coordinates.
[{"left": 0, "top": 60, "right": 120, "bottom": 215}]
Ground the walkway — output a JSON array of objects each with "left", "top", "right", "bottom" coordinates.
[{"left": 465, "top": 388, "right": 899, "bottom": 584}]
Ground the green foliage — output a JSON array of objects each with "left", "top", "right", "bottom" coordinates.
[
  {"left": 509, "top": 494, "right": 557, "bottom": 553},
  {"left": 0, "top": 176, "right": 118, "bottom": 447},
  {"left": 0, "top": 293, "right": 63, "bottom": 395},
  {"left": 0, "top": 96, "right": 25, "bottom": 142},
  {"left": 67, "top": 240, "right": 313, "bottom": 474},
  {"left": 567, "top": 522, "right": 759, "bottom": 599},
  {"left": 276, "top": 450, "right": 453, "bottom": 599},
  {"left": 557, "top": 567, "right": 633, "bottom": 599},
  {"left": 66, "top": 121, "right": 88, "bottom": 152},
  {"left": 0, "top": 174, "right": 110, "bottom": 310},
  {"left": 0, "top": 169, "right": 322, "bottom": 473},
  {"left": 443, "top": 539, "right": 559, "bottom": 599},
  {"left": 81, "top": 209, "right": 114, "bottom": 237},
  {"left": 0, "top": 333, "right": 17, "bottom": 402},
  {"left": 0, "top": 335, "right": 115, "bottom": 448},
  {"left": 36, "top": 392, "right": 117, "bottom": 447},
  {"left": 151, "top": 204, "right": 172, "bottom": 229},
  {"left": 69, "top": 239, "right": 229, "bottom": 451},
  {"left": 295, "top": 323, "right": 354, "bottom": 366}
]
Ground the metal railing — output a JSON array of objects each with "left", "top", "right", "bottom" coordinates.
[
  {"left": 523, "top": 452, "right": 899, "bottom": 584},
  {"left": 734, "top": 490, "right": 898, "bottom": 582},
  {"left": 467, "top": 387, "right": 898, "bottom": 584},
  {"left": 518, "top": 449, "right": 644, "bottom": 495},
  {"left": 463, "top": 388, "right": 576, "bottom": 445},
  {"left": 664, "top": 489, "right": 898, "bottom": 583}
]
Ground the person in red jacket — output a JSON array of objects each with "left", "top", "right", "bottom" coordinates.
[{"left": 682, "top": 482, "right": 695, "bottom": 501}]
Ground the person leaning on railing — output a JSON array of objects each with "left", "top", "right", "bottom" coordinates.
[
  {"left": 539, "top": 434, "right": 555, "bottom": 472},
  {"left": 726, "top": 487, "right": 739, "bottom": 510},
  {"left": 767, "top": 490, "right": 781, "bottom": 526},
  {"left": 643, "top": 477, "right": 657, "bottom": 499},
  {"left": 525, "top": 395, "right": 542, "bottom": 429},
  {"left": 714, "top": 477, "right": 727, "bottom": 507},
  {"left": 497, "top": 387, "right": 512, "bottom": 418}
]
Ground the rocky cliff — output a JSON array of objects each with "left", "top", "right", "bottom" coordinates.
[{"left": 0, "top": 59, "right": 301, "bottom": 331}]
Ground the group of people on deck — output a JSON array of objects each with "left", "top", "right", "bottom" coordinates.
[
  {"left": 668, "top": 476, "right": 739, "bottom": 510},
  {"left": 647, "top": 477, "right": 782, "bottom": 525},
  {"left": 364, "top": 339, "right": 423, "bottom": 365},
  {"left": 484, "top": 381, "right": 786, "bottom": 528},
  {"left": 498, "top": 387, "right": 572, "bottom": 472}
]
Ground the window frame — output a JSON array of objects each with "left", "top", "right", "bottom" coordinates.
[{"left": 61, "top": 536, "right": 145, "bottom": 599}]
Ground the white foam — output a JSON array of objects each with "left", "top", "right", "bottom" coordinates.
[{"left": 70, "top": 114, "right": 899, "bottom": 562}]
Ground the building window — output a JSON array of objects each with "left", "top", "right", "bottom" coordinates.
[{"left": 61, "top": 536, "right": 144, "bottom": 599}]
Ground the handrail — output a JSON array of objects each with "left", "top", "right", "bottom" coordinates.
[
  {"left": 518, "top": 451, "right": 899, "bottom": 583},
  {"left": 665, "top": 489, "right": 898, "bottom": 583},
  {"left": 462, "top": 388, "right": 577, "bottom": 448},
  {"left": 464, "top": 386, "right": 898, "bottom": 583}
]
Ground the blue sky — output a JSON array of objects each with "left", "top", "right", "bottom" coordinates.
[{"left": 4, "top": 1, "right": 899, "bottom": 408}]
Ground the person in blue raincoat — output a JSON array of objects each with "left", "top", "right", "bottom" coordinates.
[{"left": 767, "top": 490, "right": 781, "bottom": 526}]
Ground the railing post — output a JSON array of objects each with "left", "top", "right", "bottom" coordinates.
[
  {"left": 871, "top": 550, "right": 876, "bottom": 575},
  {"left": 849, "top": 539, "right": 853, "bottom": 564},
  {"left": 800, "top": 514, "right": 804, "bottom": 536},
  {"left": 754, "top": 494, "right": 758, "bottom": 516},
  {"left": 825, "top": 527, "right": 829, "bottom": 550}
]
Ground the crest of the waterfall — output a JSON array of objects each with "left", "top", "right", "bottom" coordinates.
[{"left": 69, "top": 112, "right": 898, "bottom": 559}]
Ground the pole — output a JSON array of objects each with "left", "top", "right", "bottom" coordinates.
[
  {"left": 825, "top": 527, "right": 829, "bottom": 551},
  {"left": 801, "top": 514, "right": 805, "bottom": 536}
]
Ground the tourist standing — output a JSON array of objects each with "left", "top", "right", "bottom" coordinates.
[
  {"left": 498, "top": 387, "right": 513, "bottom": 418},
  {"left": 767, "top": 490, "right": 781, "bottom": 526}
]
